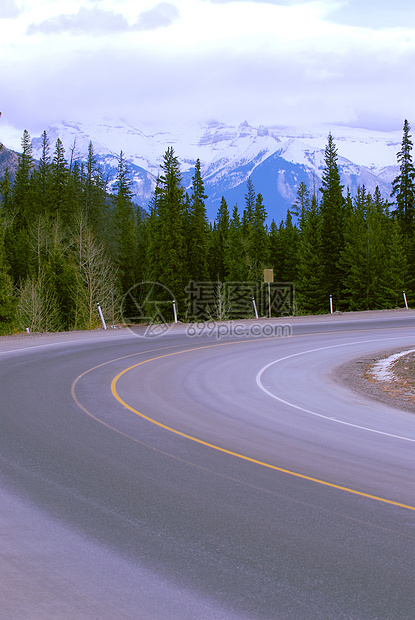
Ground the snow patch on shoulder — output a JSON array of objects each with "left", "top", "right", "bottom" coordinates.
[{"left": 371, "top": 349, "right": 415, "bottom": 382}]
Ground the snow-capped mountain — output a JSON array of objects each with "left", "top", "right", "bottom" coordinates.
[{"left": 31, "top": 120, "right": 401, "bottom": 222}]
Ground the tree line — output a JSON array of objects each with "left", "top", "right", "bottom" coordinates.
[{"left": 0, "top": 120, "right": 414, "bottom": 334}]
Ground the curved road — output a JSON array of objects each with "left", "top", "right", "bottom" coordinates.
[{"left": 1, "top": 311, "right": 414, "bottom": 619}]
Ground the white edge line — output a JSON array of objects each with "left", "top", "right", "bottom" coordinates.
[
  {"left": 256, "top": 337, "right": 415, "bottom": 443},
  {"left": 0, "top": 333, "right": 135, "bottom": 356}
]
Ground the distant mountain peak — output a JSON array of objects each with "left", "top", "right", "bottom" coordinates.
[{"left": 28, "top": 119, "right": 400, "bottom": 221}]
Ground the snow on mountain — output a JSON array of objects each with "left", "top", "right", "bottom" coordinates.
[{"left": 30, "top": 119, "right": 401, "bottom": 222}]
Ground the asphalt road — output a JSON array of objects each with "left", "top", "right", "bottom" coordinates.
[{"left": 1, "top": 311, "right": 414, "bottom": 619}]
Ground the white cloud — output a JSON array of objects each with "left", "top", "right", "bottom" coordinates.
[
  {"left": 26, "top": 3, "right": 180, "bottom": 36},
  {"left": 202, "top": 0, "right": 415, "bottom": 29},
  {"left": 27, "top": 7, "right": 130, "bottom": 35},
  {"left": 0, "top": 0, "right": 19, "bottom": 19},
  {"left": 0, "top": 0, "right": 414, "bottom": 144},
  {"left": 327, "top": 0, "right": 415, "bottom": 29},
  {"left": 134, "top": 3, "right": 180, "bottom": 30}
]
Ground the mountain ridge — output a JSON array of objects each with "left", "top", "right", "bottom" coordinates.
[{"left": 25, "top": 120, "right": 402, "bottom": 221}]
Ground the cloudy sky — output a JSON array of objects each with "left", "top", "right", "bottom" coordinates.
[{"left": 1, "top": 0, "right": 414, "bottom": 148}]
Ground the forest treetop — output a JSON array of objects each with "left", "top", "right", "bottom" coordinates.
[{"left": 0, "top": 120, "right": 413, "bottom": 334}]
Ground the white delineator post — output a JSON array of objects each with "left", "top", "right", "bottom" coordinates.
[
  {"left": 252, "top": 297, "right": 259, "bottom": 319},
  {"left": 97, "top": 302, "right": 107, "bottom": 330},
  {"left": 403, "top": 290, "right": 409, "bottom": 310},
  {"left": 173, "top": 299, "right": 178, "bottom": 323},
  {"left": 329, "top": 295, "right": 333, "bottom": 314}
]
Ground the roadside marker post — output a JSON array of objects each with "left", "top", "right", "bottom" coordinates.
[
  {"left": 252, "top": 297, "right": 259, "bottom": 319},
  {"left": 97, "top": 302, "right": 107, "bottom": 330}
]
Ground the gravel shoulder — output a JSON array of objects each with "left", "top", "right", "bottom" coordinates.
[{"left": 334, "top": 349, "right": 415, "bottom": 414}]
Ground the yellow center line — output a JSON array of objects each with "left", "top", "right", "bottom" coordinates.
[{"left": 110, "top": 344, "right": 415, "bottom": 512}]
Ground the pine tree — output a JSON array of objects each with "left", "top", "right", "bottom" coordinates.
[
  {"left": 84, "top": 141, "right": 108, "bottom": 239},
  {"left": 282, "top": 210, "right": 299, "bottom": 282},
  {"left": 4, "top": 130, "right": 35, "bottom": 283},
  {"left": 0, "top": 168, "right": 12, "bottom": 218},
  {"left": 296, "top": 193, "right": 325, "bottom": 313},
  {"left": 187, "top": 158, "right": 209, "bottom": 281},
  {"left": 271, "top": 211, "right": 299, "bottom": 282},
  {"left": 292, "top": 181, "right": 310, "bottom": 220},
  {"left": 144, "top": 189, "right": 162, "bottom": 282},
  {"left": 339, "top": 186, "right": 397, "bottom": 310},
  {"left": 369, "top": 188, "right": 394, "bottom": 308},
  {"left": 149, "top": 147, "right": 187, "bottom": 311},
  {"left": 391, "top": 119, "right": 415, "bottom": 241},
  {"left": 379, "top": 214, "right": 408, "bottom": 308},
  {"left": 208, "top": 196, "right": 229, "bottom": 281},
  {"left": 269, "top": 219, "right": 284, "bottom": 281},
  {"left": 112, "top": 151, "right": 137, "bottom": 298},
  {"left": 319, "top": 133, "right": 345, "bottom": 306},
  {"left": 225, "top": 206, "right": 248, "bottom": 281},
  {"left": 44, "top": 215, "right": 75, "bottom": 330},
  {"left": 0, "top": 226, "right": 15, "bottom": 333},
  {"left": 50, "top": 138, "right": 70, "bottom": 223},
  {"left": 242, "top": 178, "right": 256, "bottom": 236},
  {"left": 247, "top": 192, "right": 269, "bottom": 281},
  {"left": 340, "top": 186, "right": 374, "bottom": 310},
  {"left": 12, "top": 129, "right": 34, "bottom": 227},
  {"left": 66, "top": 159, "right": 84, "bottom": 225},
  {"left": 33, "top": 130, "right": 52, "bottom": 216}
]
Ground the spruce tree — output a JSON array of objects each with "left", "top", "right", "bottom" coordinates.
[
  {"left": 391, "top": 119, "right": 415, "bottom": 241},
  {"left": 340, "top": 186, "right": 373, "bottom": 310},
  {"left": 391, "top": 120, "right": 415, "bottom": 288},
  {"left": 242, "top": 178, "right": 255, "bottom": 236},
  {"left": 4, "top": 130, "right": 35, "bottom": 283},
  {"left": 50, "top": 138, "right": 70, "bottom": 223},
  {"left": 0, "top": 168, "right": 12, "bottom": 218},
  {"left": 225, "top": 206, "right": 248, "bottom": 281},
  {"left": 112, "top": 151, "right": 137, "bottom": 298},
  {"left": 187, "top": 158, "right": 209, "bottom": 281},
  {"left": 340, "top": 186, "right": 396, "bottom": 310},
  {"left": 296, "top": 193, "right": 325, "bottom": 313},
  {"left": 292, "top": 181, "right": 310, "bottom": 220},
  {"left": 66, "top": 159, "right": 84, "bottom": 225},
  {"left": 319, "top": 133, "right": 345, "bottom": 306},
  {"left": 208, "top": 196, "right": 229, "bottom": 281},
  {"left": 247, "top": 192, "right": 269, "bottom": 281},
  {"left": 281, "top": 210, "right": 299, "bottom": 282},
  {"left": 149, "top": 147, "right": 187, "bottom": 311},
  {"left": 269, "top": 219, "right": 284, "bottom": 281},
  {"left": 379, "top": 214, "right": 408, "bottom": 308},
  {"left": 144, "top": 190, "right": 162, "bottom": 282},
  {"left": 31, "top": 130, "right": 52, "bottom": 217},
  {"left": 12, "top": 129, "right": 34, "bottom": 227},
  {"left": 0, "top": 225, "right": 16, "bottom": 333},
  {"left": 84, "top": 141, "right": 108, "bottom": 239}
]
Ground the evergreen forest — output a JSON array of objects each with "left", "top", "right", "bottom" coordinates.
[{"left": 0, "top": 120, "right": 414, "bottom": 334}]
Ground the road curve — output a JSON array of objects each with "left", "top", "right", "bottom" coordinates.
[{"left": 1, "top": 311, "right": 414, "bottom": 619}]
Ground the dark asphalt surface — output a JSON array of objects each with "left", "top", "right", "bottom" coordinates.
[{"left": 1, "top": 311, "right": 414, "bottom": 619}]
